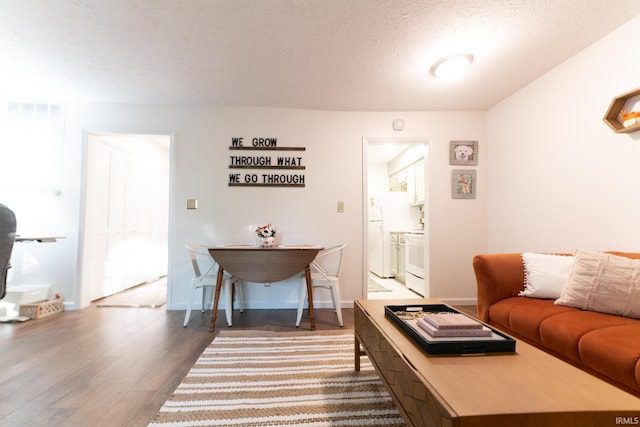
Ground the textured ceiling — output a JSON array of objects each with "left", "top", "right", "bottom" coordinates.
[{"left": 1, "top": 0, "right": 639, "bottom": 111}]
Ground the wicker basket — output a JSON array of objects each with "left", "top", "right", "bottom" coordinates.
[{"left": 19, "top": 298, "right": 64, "bottom": 319}]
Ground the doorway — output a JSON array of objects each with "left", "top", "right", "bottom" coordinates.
[
  {"left": 363, "top": 137, "right": 429, "bottom": 300},
  {"left": 80, "top": 132, "right": 171, "bottom": 304}
]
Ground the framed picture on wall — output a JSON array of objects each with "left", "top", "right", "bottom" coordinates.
[
  {"left": 452, "top": 169, "right": 476, "bottom": 199},
  {"left": 449, "top": 140, "right": 478, "bottom": 165}
]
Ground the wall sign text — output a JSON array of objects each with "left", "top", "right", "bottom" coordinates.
[{"left": 228, "top": 137, "right": 306, "bottom": 187}]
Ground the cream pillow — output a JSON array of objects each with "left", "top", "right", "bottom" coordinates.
[
  {"left": 555, "top": 250, "right": 640, "bottom": 319},
  {"left": 519, "top": 253, "right": 574, "bottom": 299}
]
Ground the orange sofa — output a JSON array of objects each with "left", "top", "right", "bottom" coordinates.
[{"left": 473, "top": 252, "right": 640, "bottom": 397}]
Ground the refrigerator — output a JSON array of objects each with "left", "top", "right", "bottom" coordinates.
[{"left": 368, "top": 192, "right": 413, "bottom": 278}]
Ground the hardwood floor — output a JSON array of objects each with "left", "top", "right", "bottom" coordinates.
[
  {"left": 0, "top": 304, "right": 353, "bottom": 427},
  {"left": 1, "top": 303, "right": 477, "bottom": 427}
]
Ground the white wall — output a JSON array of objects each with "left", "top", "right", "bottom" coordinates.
[
  {"left": 0, "top": 104, "right": 79, "bottom": 303},
  {"left": 486, "top": 16, "right": 640, "bottom": 253},
  {"left": 9, "top": 104, "right": 485, "bottom": 310},
  {"left": 18, "top": 15, "right": 640, "bottom": 311},
  {"left": 4, "top": 14, "right": 639, "bottom": 314}
]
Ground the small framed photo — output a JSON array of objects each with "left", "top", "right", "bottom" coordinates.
[
  {"left": 452, "top": 169, "right": 476, "bottom": 199},
  {"left": 449, "top": 140, "right": 478, "bottom": 165}
]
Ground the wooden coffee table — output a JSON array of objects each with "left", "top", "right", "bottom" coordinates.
[{"left": 354, "top": 299, "right": 640, "bottom": 427}]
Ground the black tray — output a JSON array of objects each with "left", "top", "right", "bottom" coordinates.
[{"left": 385, "top": 304, "right": 516, "bottom": 355}]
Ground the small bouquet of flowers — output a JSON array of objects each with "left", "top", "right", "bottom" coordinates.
[
  {"left": 256, "top": 223, "right": 276, "bottom": 238},
  {"left": 256, "top": 223, "right": 276, "bottom": 246}
]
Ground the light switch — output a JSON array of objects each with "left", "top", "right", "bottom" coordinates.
[
  {"left": 337, "top": 201, "right": 344, "bottom": 213},
  {"left": 186, "top": 198, "right": 198, "bottom": 209}
]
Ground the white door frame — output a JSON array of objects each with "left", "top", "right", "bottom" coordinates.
[
  {"left": 361, "top": 136, "right": 430, "bottom": 299},
  {"left": 77, "top": 129, "right": 174, "bottom": 308}
]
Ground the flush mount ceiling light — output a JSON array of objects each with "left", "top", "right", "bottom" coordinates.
[{"left": 430, "top": 54, "right": 474, "bottom": 82}]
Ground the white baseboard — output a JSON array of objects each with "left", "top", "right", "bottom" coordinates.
[{"left": 166, "top": 299, "right": 352, "bottom": 311}]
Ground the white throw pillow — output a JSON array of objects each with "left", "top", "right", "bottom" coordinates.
[
  {"left": 555, "top": 250, "right": 640, "bottom": 319},
  {"left": 519, "top": 252, "right": 574, "bottom": 299}
]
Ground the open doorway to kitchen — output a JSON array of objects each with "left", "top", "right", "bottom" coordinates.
[
  {"left": 80, "top": 132, "right": 171, "bottom": 307},
  {"left": 363, "top": 137, "right": 429, "bottom": 300}
]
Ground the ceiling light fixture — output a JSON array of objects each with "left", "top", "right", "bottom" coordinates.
[{"left": 430, "top": 54, "right": 473, "bottom": 82}]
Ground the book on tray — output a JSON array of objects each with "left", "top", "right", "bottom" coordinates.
[
  {"left": 384, "top": 304, "right": 517, "bottom": 354},
  {"left": 421, "top": 312, "right": 483, "bottom": 330},
  {"left": 416, "top": 317, "right": 493, "bottom": 337}
]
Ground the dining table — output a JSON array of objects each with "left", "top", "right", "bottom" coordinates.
[{"left": 206, "top": 244, "right": 323, "bottom": 332}]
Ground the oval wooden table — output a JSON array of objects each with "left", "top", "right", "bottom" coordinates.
[{"left": 207, "top": 245, "right": 323, "bottom": 332}]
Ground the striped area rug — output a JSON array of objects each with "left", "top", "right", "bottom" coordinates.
[{"left": 149, "top": 330, "right": 405, "bottom": 426}]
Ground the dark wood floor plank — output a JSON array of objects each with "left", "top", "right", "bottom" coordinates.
[
  {"left": 0, "top": 304, "right": 351, "bottom": 426},
  {"left": 1, "top": 302, "right": 475, "bottom": 426}
]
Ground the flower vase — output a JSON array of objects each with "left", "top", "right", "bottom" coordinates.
[{"left": 261, "top": 236, "right": 275, "bottom": 247}]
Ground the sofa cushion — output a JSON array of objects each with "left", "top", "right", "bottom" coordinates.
[
  {"left": 555, "top": 250, "right": 640, "bottom": 319},
  {"left": 578, "top": 324, "right": 640, "bottom": 392},
  {"left": 520, "top": 252, "right": 574, "bottom": 299},
  {"left": 539, "top": 310, "right": 639, "bottom": 363},
  {"left": 489, "top": 298, "right": 573, "bottom": 344}
]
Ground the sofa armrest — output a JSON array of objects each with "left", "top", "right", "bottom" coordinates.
[{"left": 473, "top": 253, "right": 525, "bottom": 322}]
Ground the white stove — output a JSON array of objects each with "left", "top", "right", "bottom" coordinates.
[{"left": 404, "top": 232, "right": 426, "bottom": 296}]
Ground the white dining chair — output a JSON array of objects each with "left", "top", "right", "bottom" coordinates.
[
  {"left": 296, "top": 244, "right": 346, "bottom": 327},
  {"left": 183, "top": 243, "right": 244, "bottom": 327}
]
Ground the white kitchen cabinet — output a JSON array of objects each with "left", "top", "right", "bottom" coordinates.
[
  {"left": 405, "top": 159, "right": 425, "bottom": 205},
  {"left": 389, "top": 232, "right": 408, "bottom": 283},
  {"left": 390, "top": 233, "right": 399, "bottom": 277},
  {"left": 389, "top": 169, "right": 407, "bottom": 192},
  {"left": 397, "top": 233, "right": 407, "bottom": 283}
]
